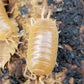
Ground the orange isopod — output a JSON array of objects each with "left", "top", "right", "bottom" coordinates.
[
  {"left": 0, "top": 0, "right": 20, "bottom": 68},
  {"left": 24, "top": 6, "right": 58, "bottom": 82}
]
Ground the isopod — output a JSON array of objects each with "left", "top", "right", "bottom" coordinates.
[
  {"left": 0, "top": 0, "right": 20, "bottom": 68},
  {"left": 24, "top": 4, "right": 58, "bottom": 83}
]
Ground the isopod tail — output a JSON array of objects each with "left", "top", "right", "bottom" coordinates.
[
  {"left": 24, "top": 60, "right": 37, "bottom": 80},
  {"left": 24, "top": 73, "right": 37, "bottom": 80}
]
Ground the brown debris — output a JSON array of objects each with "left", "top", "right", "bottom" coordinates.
[
  {"left": 8, "top": 55, "right": 26, "bottom": 77},
  {"left": 64, "top": 44, "right": 73, "bottom": 51}
]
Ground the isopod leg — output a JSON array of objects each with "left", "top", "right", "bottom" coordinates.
[
  {"left": 58, "top": 30, "right": 61, "bottom": 34},
  {"left": 7, "top": 3, "right": 15, "bottom": 14},
  {"left": 15, "top": 52, "right": 21, "bottom": 57},
  {"left": 41, "top": 6, "right": 45, "bottom": 19},
  {"left": 5, "top": 39, "right": 9, "bottom": 44},
  {"left": 35, "top": 79, "right": 38, "bottom": 84},
  {"left": 31, "top": 18, "right": 36, "bottom": 25},
  {"left": 55, "top": 62, "right": 58, "bottom": 67},
  {"left": 58, "top": 45, "right": 63, "bottom": 48},
  {"left": 39, "top": 76, "right": 45, "bottom": 84},
  {"left": 24, "top": 60, "right": 37, "bottom": 80},
  {"left": 47, "top": 10, "right": 51, "bottom": 19},
  {"left": 3, "top": 55, "right": 11, "bottom": 69},
  {"left": 24, "top": 62, "right": 28, "bottom": 77},
  {"left": 19, "top": 30, "right": 25, "bottom": 36},
  {"left": 81, "top": 50, "right": 84, "bottom": 54}
]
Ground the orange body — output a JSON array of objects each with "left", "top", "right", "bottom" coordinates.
[
  {"left": 27, "top": 19, "right": 58, "bottom": 76},
  {"left": 0, "top": 1, "right": 19, "bottom": 68}
]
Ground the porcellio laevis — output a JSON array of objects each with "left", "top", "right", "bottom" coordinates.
[
  {"left": 24, "top": 7, "right": 59, "bottom": 82},
  {"left": 0, "top": 0, "right": 20, "bottom": 68}
]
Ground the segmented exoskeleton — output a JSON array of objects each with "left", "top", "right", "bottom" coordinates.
[
  {"left": 0, "top": 0, "right": 20, "bottom": 68},
  {"left": 24, "top": 5, "right": 58, "bottom": 84}
]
